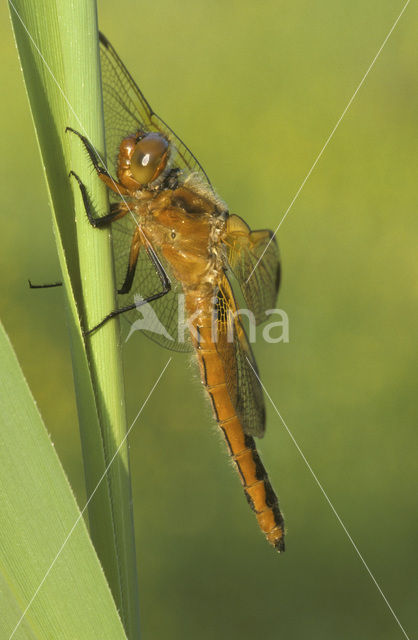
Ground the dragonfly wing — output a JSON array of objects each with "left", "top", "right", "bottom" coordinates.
[
  {"left": 215, "top": 276, "right": 266, "bottom": 437},
  {"left": 224, "top": 214, "right": 280, "bottom": 325},
  {"left": 112, "top": 215, "right": 193, "bottom": 352},
  {"left": 99, "top": 32, "right": 212, "bottom": 186}
]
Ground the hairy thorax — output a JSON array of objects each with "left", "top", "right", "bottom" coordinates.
[{"left": 132, "top": 180, "right": 228, "bottom": 295}]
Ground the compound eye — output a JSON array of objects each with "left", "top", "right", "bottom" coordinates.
[{"left": 130, "top": 133, "right": 169, "bottom": 186}]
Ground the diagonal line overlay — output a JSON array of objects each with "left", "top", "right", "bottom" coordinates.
[
  {"left": 8, "top": 358, "right": 172, "bottom": 639},
  {"left": 246, "top": 356, "right": 411, "bottom": 640},
  {"left": 8, "top": 2, "right": 412, "bottom": 638},
  {"left": 9, "top": 0, "right": 145, "bottom": 241},
  {"left": 246, "top": 0, "right": 411, "bottom": 285}
]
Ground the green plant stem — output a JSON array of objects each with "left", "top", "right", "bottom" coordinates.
[
  {"left": 10, "top": 1, "right": 140, "bottom": 637},
  {"left": 0, "top": 320, "right": 127, "bottom": 639}
]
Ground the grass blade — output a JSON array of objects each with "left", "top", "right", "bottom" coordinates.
[
  {"left": 0, "top": 320, "right": 127, "bottom": 639},
  {"left": 9, "top": 1, "right": 140, "bottom": 636}
]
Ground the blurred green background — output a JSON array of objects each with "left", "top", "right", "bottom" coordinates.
[{"left": 1, "top": 1, "right": 416, "bottom": 638}]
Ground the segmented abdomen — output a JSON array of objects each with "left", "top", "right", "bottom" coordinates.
[{"left": 190, "top": 318, "right": 285, "bottom": 552}]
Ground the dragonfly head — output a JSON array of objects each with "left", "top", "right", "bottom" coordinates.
[{"left": 118, "top": 132, "right": 169, "bottom": 190}]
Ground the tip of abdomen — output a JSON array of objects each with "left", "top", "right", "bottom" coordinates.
[{"left": 269, "top": 528, "right": 285, "bottom": 552}]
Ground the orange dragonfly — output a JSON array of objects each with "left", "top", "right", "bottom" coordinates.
[{"left": 68, "top": 32, "right": 285, "bottom": 552}]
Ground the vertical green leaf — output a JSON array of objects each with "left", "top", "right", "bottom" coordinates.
[
  {"left": 0, "top": 320, "right": 127, "bottom": 639},
  {"left": 10, "top": 1, "right": 140, "bottom": 637}
]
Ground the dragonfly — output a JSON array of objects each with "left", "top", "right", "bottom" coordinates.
[{"left": 66, "top": 32, "right": 285, "bottom": 552}]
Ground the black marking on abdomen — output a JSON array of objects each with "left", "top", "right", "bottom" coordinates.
[
  {"left": 244, "top": 434, "right": 256, "bottom": 450},
  {"left": 264, "top": 479, "right": 279, "bottom": 509},
  {"left": 195, "top": 325, "right": 202, "bottom": 348},
  {"left": 219, "top": 425, "right": 232, "bottom": 454},
  {"left": 208, "top": 391, "right": 219, "bottom": 422},
  {"left": 200, "top": 353, "right": 208, "bottom": 385},
  {"left": 233, "top": 456, "right": 246, "bottom": 485},
  {"left": 272, "top": 504, "right": 285, "bottom": 530},
  {"left": 251, "top": 450, "right": 267, "bottom": 483},
  {"left": 244, "top": 489, "right": 256, "bottom": 512}
]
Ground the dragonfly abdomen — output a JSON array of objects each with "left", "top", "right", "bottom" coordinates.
[
  {"left": 219, "top": 416, "right": 285, "bottom": 552},
  {"left": 191, "top": 322, "right": 285, "bottom": 552}
]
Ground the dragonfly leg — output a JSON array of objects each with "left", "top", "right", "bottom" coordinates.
[
  {"left": 85, "top": 283, "right": 171, "bottom": 335},
  {"left": 144, "top": 242, "right": 171, "bottom": 298},
  {"left": 118, "top": 227, "right": 142, "bottom": 295},
  {"left": 69, "top": 171, "right": 129, "bottom": 228},
  {"left": 86, "top": 241, "right": 171, "bottom": 335},
  {"left": 28, "top": 280, "right": 62, "bottom": 288},
  {"left": 66, "top": 127, "right": 130, "bottom": 196}
]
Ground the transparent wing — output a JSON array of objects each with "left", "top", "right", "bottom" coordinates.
[
  {"left": 224, "top": 214, "right": 280, "bottom": 325},
  {"left": 112, "top": 214, "right": 192, "bottom": 352},
  {"left": 99, "top": 32, "right": 212, "bottom": 186},
  {"left": 215, "top": 275, "right": 266, "bottom": 437}
]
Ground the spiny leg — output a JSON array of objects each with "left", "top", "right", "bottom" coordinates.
[
  {"left": 66, "top": 127, "right": 129, "bottom": 196},
  {"left": 69, "top": 151, "right": 171, "bottom": 335},
  {"left": 29, "top": 174, "right": 128, "bottom": 289},
  {"left": 29, "top": 280, "right": 62, "bottom": 289},
  {"left": 69, "top": 171, "right": 129, "bottom": 228},
  {"left": 118, "top": 227, "right": 142, "bottom": 295},
  {"left": 85, "top": 242, "right": 171, "bottom": 335}
]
